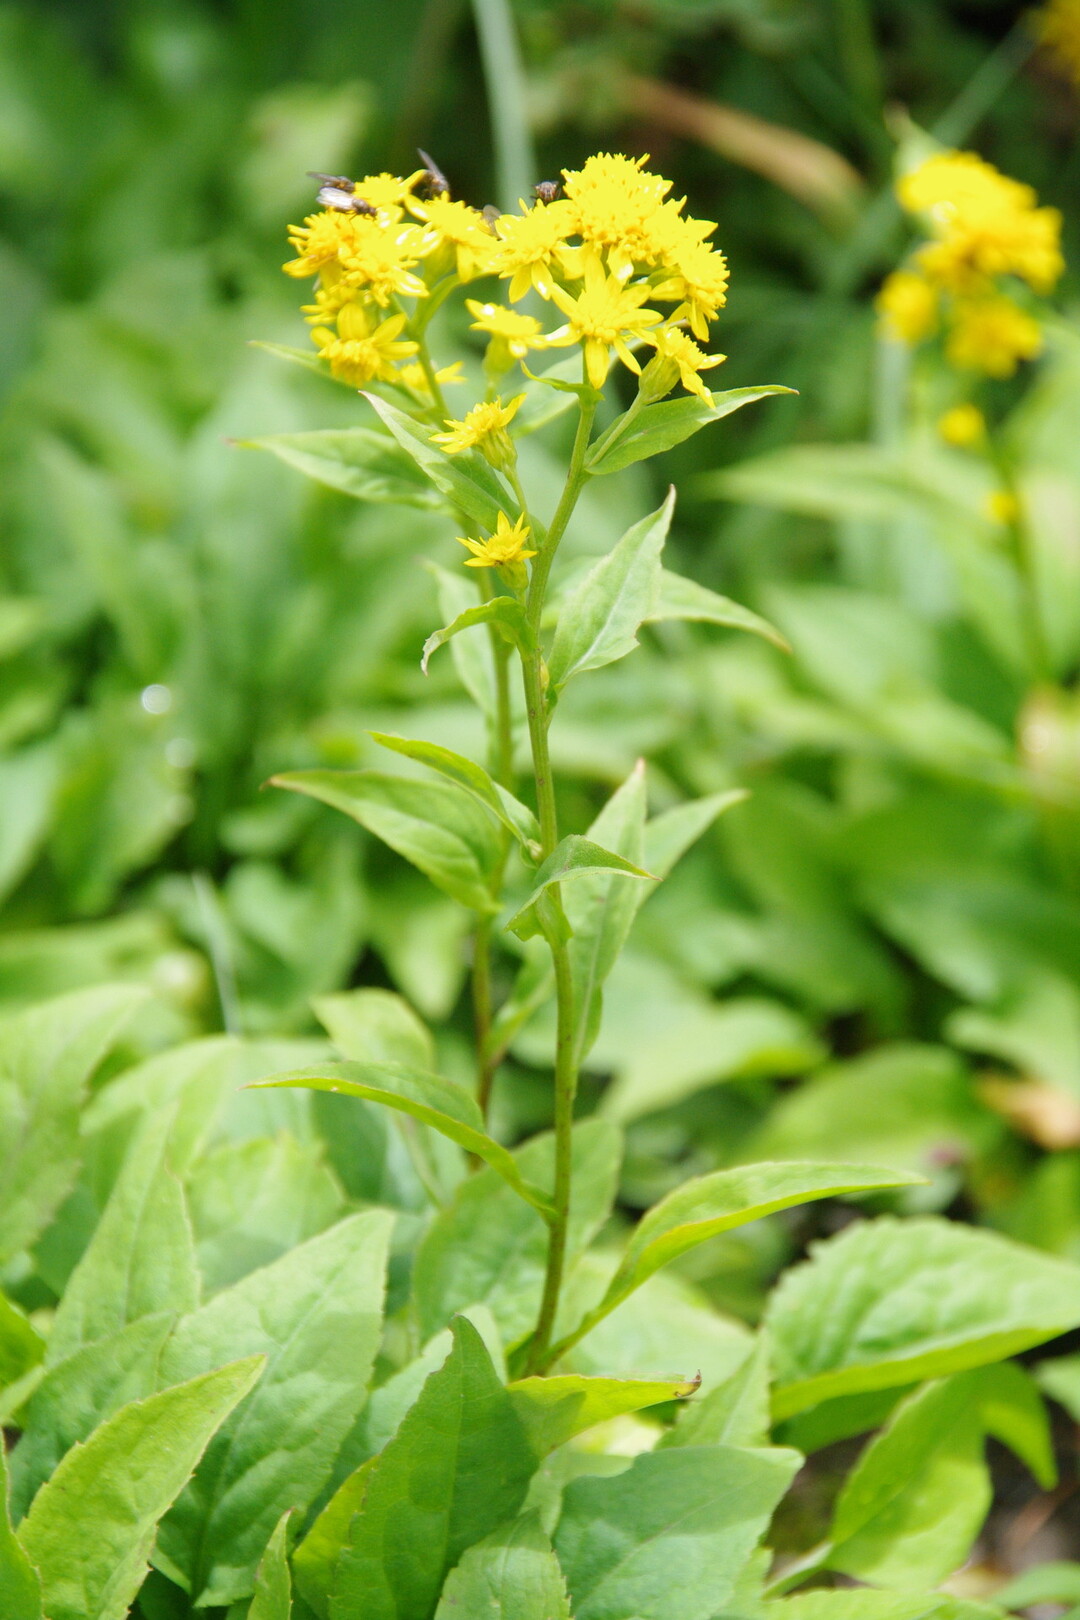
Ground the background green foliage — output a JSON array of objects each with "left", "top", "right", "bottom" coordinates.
[{"left": 4, "top": 0, "right": 1080, "bottom": 1589}]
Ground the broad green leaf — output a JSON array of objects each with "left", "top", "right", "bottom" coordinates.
[
  {"left": 370, "top": 731, "right": 540, "bottom": 849},
  {"left": 0, "top": 1443, "right": 42, "bottom": 1620},
  {"left": 330, "top": 1317, "right": 538, "bottom": 1620},
  {"left": 412, "top": 1120, "right": 621, "bottom": 1339},
  {"left": 768, "top": 1216, "right": 1080, "bottom": 1420},
  {"left": 643, "top": 788, "right": 748, "bottom": 880},
  {"left": 248, "top": 338, "right": 341, "bottom": 380},
  {"left": 585, "top": 387, "right": 795, "bottom": 475},
  {"left": 769, "top": 1593, "right": 1006, "bottom": 1620},
  {"left": 826, "top": 1376, "right": 991, "bottom": 1589},
  {"left": 1036, "top": 1352, "right": 1080, "bottom": 1419},
  {"left": 504, "top": 835, "right": 653, "bottom": 943},
  {"left": 645, "top": 568, "right": 790, "bottom": 650},
  {"left": 156, "top": 1210, "right": 392, "bottom": 1608},
  {"left": 662, "top": 1333, "right": 772, "bottom": 1450},
  {"left": 600, "top": 1162, "right": 924, "bottom": 1321},
  {"left": 47, "top": 1106, "right": 198, "bottom": 1364},
  {"left": 239, "top": 428, "right": 442, "bottom": 507},
  {"left": 249, "top": 1512, "right": 293, "bottom": 1620},
  {"left": 186, "top": 1133, "right": 345, "bottom": 1294},
  {"left": 777, "top": 1388, "right": 909, "bottom": 1455},
  {"left": 9, "top": 1312, "right": 175, "bottom": 1522},
  {"left": 565, "top": 763, "right": 647, "bottom": 1067},
  {"left": 17, "top": 1357, "right": 263, "bottom": 1620},
  {"left": 0, "top": 1291, "right": 44, "bottom": 1391},
  {"left": 995, "top": 1563, "right": 1080, "bottom": 1609},
  {"left": 252, "top": 1063, "right": 556, "bottom": 1218},
  {"left": 973, "top": 1361, "right": 1056, "bottom": 1490},
  {"left": 0, "top": 982, "right": 146, "bottom": 1263},
  {"left": 313, "top": 986, "right": 434, "bottom": 1068},
  {"left": 294, "top": 1457, "right": 376, "bottom": 1620},
  {"left": 509, "top": 1372, "right": 698, "bottom": 1455},
  {"left": 420, "top": 596, "right": 530, "bottom": 676},
  {"left": 271, "top": 769, "right": 502, "bottom": 913},
  {"left": 363, "top": 391, "right": 516, "bottom": 529},
  {"left": 554, "top": 1443, "right": 800, "bottom": 1620},
  {"left": 548, "top": 492, "right": 673, "bottom": 690},
  {"left": 434, "top": 1513, "right": 571, "bottom": 1619},
  {"left": 425, "top": 562, "right": 497, "bottom": 717}
]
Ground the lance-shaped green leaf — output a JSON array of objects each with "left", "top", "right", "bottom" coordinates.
[
  {"left": 251, "top": 1063, "right": 556, "bottom": 1219},
  {"left": 47, "top": 1105, "right": 198, "bottom": 1364},
  {"left": 363, "top": 391, "right": 516, "bottom": 529},
  {"left": 293, "top": 1457, "right": 376, "bottom": 1620},
  {"left": 434, "top": 1514, "right": 571, "bottom": 1620},
  {"left": 271, "top": 769, "right": 502, "bottom": 913},
  {"left": 509, "top": 1372, "right": 699, "bottom": 1455},
  {"left": 370, "top": 731, "right": 540, "bottom": 850},
  {"left": 643, "top": 788, "right": 748, "bottom": 879},
  {"left": 505, "top": 835, "right": 653, "bottom": 943},
  {"left": 548, "top": 492, "right": 673, "bottom": 690},
  {"left": 1, "top": 1442, "right": 42, "bottom": 1620},
  {"left": 239, "top": 428, "right": 442, "bottom": 507},
  {"left": 592, "top": 1163, "right": 925, "bottom": 1329},
  {"left": 17, "top": 1357, "right": 263, "bottom": 1620},
  {"left": 769, "top": 1593, "right": 1004, "bottom": 1620},
  {"left": 768, "top": 1216, "right": 1080, "bottom": 1420},
  {"left": 421, "top": 596, "right": 530, "bottom": 676},
  {"left": 9, "top": 1312, "right": 176, "bottom": 1522},
  {"left": 249, "top": 340, "right": 350, "bottom": 384},
  {"left": 645, "top": 569, "right": 790, "bottom": 650},
  {"left": 0, "top": 982, "right": 147, "bottom": 1264},
  {"left": 249, "top": 1512, "right": 293, "bottom": 1620},
  {"left": 156, "top": 1210, "right": 391, "bottom": 1609},
  {"left": 555, "top": 1443, "right": 801, "bottom": 1620},
  {"left": 662, "top": 1334, "right": 772, "bottom": 1451},
  {"left": 330, "top": 1318, "right": 538, "bottom": 1620},
  {"left": 585, "top": 386, "right": 795, "bottom": 476},
  {"left": 0, "top": 1292, "right": 45, "bottom": 1393}
]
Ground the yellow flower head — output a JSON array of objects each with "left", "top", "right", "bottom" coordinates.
[
  {"left": 397, "top": 359, "right": 465, "bottom": 398},
  {"left": 457, "top": 511, "right": 536, "bottom": 570},
  {"left": 945, "top": 295, "right": 1043, "bottom": 377},
  {"left": 284, "top": 209, "right": 359, "bottom": 278},
  {"left": 433, "top": 394, "right": 525, "bottom": 470},
  {"left": 984, "top": 489, "right": 1021, "bottom": 525},
  {"left": 408, "top": 196, "right": 495, "bottom": 282},
  {"left": 561, "top": 152, "right": 674, "bottom": 280},
  {"left": 466, "top": 300, "right": 549, "bottom": 360},
  {"left": 898, "top": 150, "right": 1064, "bottom": 294},
  {"left": 1036, "top": 0, "right": 1080, "bottom": 85},
  {"left": 349, "top": 170, "right": 426, "bottom": 216},
  {"left": 876, "top": 268, "right": 939, "bottom": 344},
  {"left": 937, "top": 403, "right": 986, "bottom": 447},
  {"left": 491, "top": 199, "right": 576, "bottom": 301},
  {"left": 310, "top": 306, "right": 419, "bottom": 387},
  {"left": 546, "top": 258, "right": 663, "bottom": 390},
  {"left": 649, "top": 238, "right": 730, "bottom": 341},
  {"left": 642, "top": 323, "right": 726, "bottom": 403},
  {"left": 337, "top": 217, "right": 430, "bottom": 306}
]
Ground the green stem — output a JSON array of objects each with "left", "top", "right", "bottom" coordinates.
[
  {"left": 988, "top": 436, "right": 1051, "bottom": 685},
  {"left": 524, "top": 933, "right": 576, "bottom": 1371},
  {"left": 470, "top": 0, "right": 537, "bottom": 213},
  {"left": 526, "top": 390, "right": 598, "bottom": 638},
  {"left": 417, "top": 344, "right": 450, "bottom": 420}
]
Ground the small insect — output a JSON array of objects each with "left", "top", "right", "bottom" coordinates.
[
  {"left": 417, "top": 148, "right": 451, "bottom": 198},
  {"left": 306, "top": 172, "right": 377, "bottom": 215},
  {"left": 533, "top": 180, "right": 562, "bottom": 204},
  {"left": 481, "top": 203, "right": 502, "bottom": 231}
]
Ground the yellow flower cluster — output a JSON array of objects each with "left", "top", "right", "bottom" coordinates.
[
  {"left": 283, "top": 152, "right": 729, "bottom": 401},
  {"left": 1035, "top": 0, "right": 1080, "bottom": 86},
  {"left": 876, "top": 149, "right": 1064, "bottom": 377}
]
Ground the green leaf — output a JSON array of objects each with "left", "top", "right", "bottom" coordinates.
[
  {"left": 434, "top": 1513, "right": 571, "bottom": 1619},
  {"left": 1036, "top": 1351, "right": 1080, "bottom": 1420},
  {"left": 548, "top": 491, "right": 674, "bottom": 690},
  {"left": 17, "top": 1357, "right": 263, "bottom": 1620},
  {"left": 412, "top": 1120, "right": 620, "bottom": 1340},
  {"left": 363, "top": 391, "right": 516, "bottom": 529},
  {"left": 271, "top": 769, "right": 502, "bottom": 913},
  {"left": 643, "top": 789, "right": 748, "bottom": 880},
  {"left": 370, "top": 731, "right": 540, "bottom": 849},
  {"left": 0, "top": 983, "right": 146, "bottom": 1264},
  {"left": 47, "top": 1106, "right": 198, "bottom": 1364},
  {"left": 0, "top": 1442, "right": 42, "bottom": 1620},
  {"left": 554, "top": 1443, "right": 800, "bottom": 1620},
  {"left": 251, "top": 1063, "right": 556, "bottom": 1218},
  {"left": 421, "top": 596, "right": 530, "bottom": 676},
  {"left": 825, "top": 1376, "right": 992, "bottom": 1589},
  {"left": 585, "top": 387, "right": 795, "bottom": 475},
  {"left": 156, "top": 1210, "right": 392, "bottom": 1609},
  {"left": 313, "top": 986, "right": 434, "bottom": 1068},
  {"left": 769, "top": 1593, "right": 1005, "bottom": 1620},
  {"left": 249, "top": 1512, "right": 293, "bottom": 1620},
  {"left": 661, "top": 1334, "right": 772, "bottom": 1450},
  {"left": 973, "top": 1361, "right": 1056, "bottom": 1490},
  {"left": 509, "top": 1372, "right": 698, "bottom": 1455},
  {"left": 329, "top": 1317, "right": 538, "bottom": 1620},
  {"left": 768, "top": 1216, "right": 1080, "bottom": 1420},
  {"left": 293, "top": 1457, "right": 376, "bottom": 1620},
  {"left": 9, "top": 1313, "right": 175, "bottom": 1522},
  {"left": 425, "top": 563, "right": 498, "bottom": 717},
  {"left": 995, "top": 1563, "right": 1080, "bottom": 1609},
  {"left": 645, "top": 569, "right": 790, "bottom": 650},
  {"left": 0, "top": 1291, "right": 44, "bottom": 1392},
  {"left": 504, "top": 835, "right": 653, "bottom": 943},
  {"left": 592, "top": 1162, "right": 924, "bottom": 1327},
  {"left": 239, "top": 428, "right": 443, "bottom": 507}
]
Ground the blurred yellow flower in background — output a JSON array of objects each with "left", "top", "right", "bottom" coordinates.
[
  {"left": 1035, "top": 0, "right": 1080, "bottom": 85},
  {"left": 937, "top": 403, "right": 986, "bottom": 446}
]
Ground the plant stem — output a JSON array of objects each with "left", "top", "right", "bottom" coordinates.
[
  {"left": 526, "top": 391, "right": 597, "bottom": 637},
  {"left": 470, "top": 0, "right": 537, "bottom": 214},
  {"left": 524, "top": 933, "right": 576, "bottom": 1369}
]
